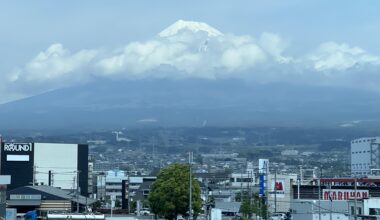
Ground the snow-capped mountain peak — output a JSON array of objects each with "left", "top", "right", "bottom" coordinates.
[{"left": 159, "top": 20, "right": 223, "bottom": 37}]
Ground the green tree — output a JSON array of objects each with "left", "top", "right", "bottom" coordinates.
[
  {"left": 92, "top": 200, "right": 102, "bottom": 210},
  {"left": 239, "top": 198, "right": 252, "bottom": 218},
  {"left": 115, "top": 199, "right": 121, "bottom": 208},
  {"left": 251, "top": 194, "right": 267, "bottom": 220},
  {"left": 149, "top": 164, "right": 202, "bottom": 220}
]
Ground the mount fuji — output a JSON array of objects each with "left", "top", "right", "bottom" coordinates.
[
  {"left": 1, "top": 78, "right": 380, "bottom": 132},
  {"left": 1, "top": 20, "right": 380, "bottom": 132},
  {"left": 158, "top": 20, "right": 223, "bottom": 38}
]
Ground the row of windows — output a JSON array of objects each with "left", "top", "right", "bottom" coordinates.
[
  {"left": 230, "top": 178, "right": 253, "bottom": 183},
  {"left": 352, "top": 163, "right": 371, "bottom": 166},
  {"left": 354, "top": 171, "right": 370, "bottom": 175},
  {"left": 352, "top": 150, "right": 370, "bottom": 154},
  {"left": 352, "top": 163, "right": 371, "bottom": 170},
  {"left": 352, "top": 138, "right": 376, "bottom": 144}
]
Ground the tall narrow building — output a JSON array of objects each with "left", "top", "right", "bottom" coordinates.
[{"left": 351, "top": 137, "right": 380, "bottom": 176}]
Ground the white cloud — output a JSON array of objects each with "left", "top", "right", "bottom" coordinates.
[
  {"left": 97, "top": 40, "right": 191, "bottom": 76},
  {"left": 309, "top": 42, "right": 380, "bottom": 71},
  {"left": 259, "top": 32, "right": 292, "bottom": 64},
  {"left": 3, "top": 20, "right": 380, "bottom": 103},
  {"left": 220, "top": 43, "right": 266, "bottom": 71},
  {"left": 97, "top": 32, "right": 277, "bottom": 78},
  {"left": 9, "top": 43, "right": 97, "bottom": 83}
]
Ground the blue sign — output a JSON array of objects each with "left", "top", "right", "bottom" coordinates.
[
  {"left": 25, "top": 210, "right": 37, "bottom": 220},
  {"left": 259, "top": 174, "right": 265, "bottom": 197}
]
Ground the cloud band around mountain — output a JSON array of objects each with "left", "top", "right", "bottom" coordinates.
[{"left": 3, "top": 20, "right": 380, "bottom": 103}]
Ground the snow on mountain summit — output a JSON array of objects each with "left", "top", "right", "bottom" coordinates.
[{"left": 159, "top": 20, "right": 223, "bottom": 37}]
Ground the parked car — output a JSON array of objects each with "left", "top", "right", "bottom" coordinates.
[
  {"left": 271, "top": 212, "right": 286, "bottom": 220},
  {"left": 135, "top": 208, "right": 151, "bottom": 216}
]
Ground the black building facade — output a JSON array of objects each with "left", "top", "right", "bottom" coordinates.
[{"left": 0, "top": 142, "right": 88, "bottom": 196}]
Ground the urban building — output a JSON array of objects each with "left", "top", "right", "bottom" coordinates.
[
  {"left": 290, "top": 200, "right": 349, "bottom": 220},
  {"left": 291, "top": 178, "right": 380, "bottom": 219},
  {"left": 351, "top": 137, "right": 380, "bottom": 176},
  {"left": 349, "top": 198, "right": 380, "bottom": 217},
  {"left": 96, "top": 170, "right": 128, "bottom": 203},
  {"left": 0, "top": 142, "right": 89, "bottom": 196},
  {"left": 229, "top": 162, "right": 255, "bottom": 189},
  {"left": 267, "top": 173, "right": 297, "bottom": 213},
  {"left": 127, "top": 176, "right": 156, "bottom": 203},
  {"left": 6, "top": 185, "right": 95, "bottom": 214}
]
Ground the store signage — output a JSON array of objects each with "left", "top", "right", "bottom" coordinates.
[
  {"left": 10, "top": 194, "right": 41, "bottom": 200},
  {"left": 270, "top": 179, "right": 286, "bottom": 198},
  {"left": 323, "top": 189, "right": 368, "bottom": 200},
  {"left": 259, "top": 159, "right": 269, "bottom": 174},
  {"left": 3, "top": 143, "right": 32, "bottom": 152},
  {"left": 259, "top": 175, "right": 265, "bottom": 197}
]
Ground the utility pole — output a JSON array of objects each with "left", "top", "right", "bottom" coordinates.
[
  {"left": 265, "top": 163, "right": 269, "bottom": 220},
  {"left": 329, "top": 183, "right": 332, "bottom": 220},
  {"left": 48, "top": 170, "right": 52, "bottom": 186},
  {"left": 318, "top": 167, "right": 321, "bottom": 220},
  {"left": 77, "top": 170, "right": 80, "bottom": 213},
  {"left": 297, "top": 166, "right": 301, "bottom": 200},
  {"left": 205, "top": 178, "right": 209, "bottom": 220},
  {"left": 32, "top": 165, "right": 36, "bottom": 186},
  {"left": 319, "top": 167, "right": 323, "bottom": 220},
  {"left": 189, "top": 152, "right": 193, "bottom": 220},
  {"left": 318, "top": 178, "right": 321, "bottom": 220},
  {"left": 354, "top": 178, "right": 357, "bottom": 220},
  {"left": 274, "top": 167, "right": 277, "bottom": 213}
]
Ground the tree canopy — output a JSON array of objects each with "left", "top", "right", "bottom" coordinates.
[{"left": 149, "top": 163, "right": 202, "bottom": 220}]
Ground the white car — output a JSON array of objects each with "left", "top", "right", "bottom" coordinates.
[
  {"left": 135, "top": 208, "right": 151, "bottom": 215},
  {"left": 271, "top": 213, "right": 286, "bottom": 220}
]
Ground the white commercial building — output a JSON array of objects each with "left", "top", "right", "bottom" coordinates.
[
  {"left": 351, "top": 137, "right": 380, "bottom": 176},
  {"left": 291, "top": 200, "right": 349, "bottom": 220},
  {"left": 267, "top": 173, "right": 297, "bottom": 213},
  {"left": 229, "top": 162, "right": 255, "bottom": 188}
]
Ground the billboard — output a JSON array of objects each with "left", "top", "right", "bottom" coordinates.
[
  {"left": 270, "top": 178, "right": 286, "bottom": 198},
  {"left": 259, "top": 175, "right": 266, "bottom": 197},
  {"left": 1, "top": 143, "right": 34, "bottom": 190},
  {"left": 3, "top": 143, "right": 33, "bottom": 161},
  {"left": 259, "top": 159, "right": 269, "bottom": 174},
  {"left": 259, "top": 159, "right": 269, "bottom": 197},
  {"left": 322, "top": 189, "right": 368, "bottom": 201}
]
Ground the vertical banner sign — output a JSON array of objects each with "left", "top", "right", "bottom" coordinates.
[
  {"left": 259, "top": 175, "right": 265, "bottom": 197},
  {"left": 258, "top": 159, "right": 269, "bottom": 197},
  {"left": 259, "top": 159, "right": 269, "bottom": 174}
]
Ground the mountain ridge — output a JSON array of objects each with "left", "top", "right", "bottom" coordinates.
[{"left": 1, "top": 78, "right": 380, "bottom": 131}]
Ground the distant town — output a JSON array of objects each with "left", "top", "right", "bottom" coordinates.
[{"left": 0, "top": 126, "right": 379, "bottom": 220}]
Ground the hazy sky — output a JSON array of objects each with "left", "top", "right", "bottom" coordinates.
[{"left": 1, "top": 1, "right": 380, "bottom": 103}]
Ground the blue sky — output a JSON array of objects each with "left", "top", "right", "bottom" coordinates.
[{"left": 1, "top": 0, "right": 380, "bottom": 103}]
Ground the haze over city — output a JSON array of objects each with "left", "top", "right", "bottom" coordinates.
[{"left": 2, "top": 2, "right": 380, "bottom": 220}]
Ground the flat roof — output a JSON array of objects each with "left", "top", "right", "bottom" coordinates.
[{"left": 320, "top": 178, "right": 380, "bottom": 183}]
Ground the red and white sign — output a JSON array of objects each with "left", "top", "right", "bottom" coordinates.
[
  {"left": 270, "top": 179, "right": 286, "bottom": 198},
  {"left": 323, "top": 189, "right": 368, "bottom": 201}
]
